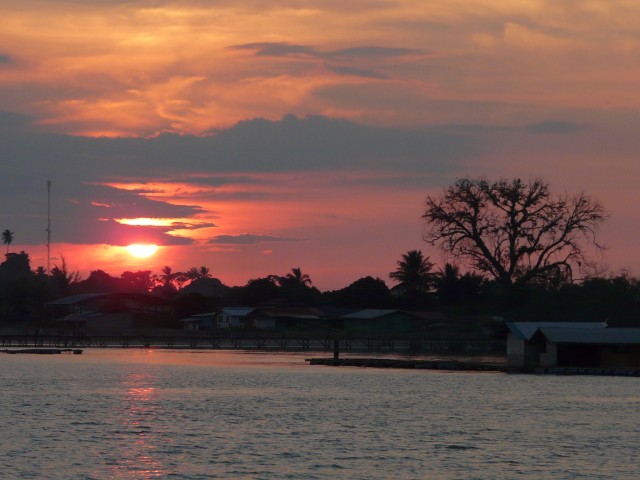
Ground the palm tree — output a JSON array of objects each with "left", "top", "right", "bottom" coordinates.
[
  {"left": 159, "top": 265, "right": 179, "bottom": 288},
  {"left": 280, "top": 267, "right": 312, "bottom": 287},
  {"left": 2, "top": 229, "right": 14, "bottom": 254},
  {"left": 389, "top": 250, "right": 436, "bottom": 293},
  {"left": 198, "top": 266, "right": 212, "bottom": 279},
  {"left": 185, "top": 266, "right": 212, "bottom": 281}
]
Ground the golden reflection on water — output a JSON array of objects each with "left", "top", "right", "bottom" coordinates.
[{"left": 107, "top": 371, "right": 166, "bottom": 479}]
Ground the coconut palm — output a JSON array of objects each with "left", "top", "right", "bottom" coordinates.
[
  {"left": 2, "top": 229, "right": 14, "bottom": 254},
  {"left": 280, "top": 267, "right": 312, "bottom": 287},
  {"left": 389, "top": 249, "right": 436, "bottom": 293},
  {"left": 159, "top": 265, "right": 179, "bottom": 288},
  {"left": 185, "top": 266, "right": 212, "bottom": 282}
]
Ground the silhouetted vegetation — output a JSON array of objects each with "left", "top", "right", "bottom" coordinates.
[
  {"left": 2, "top": 229, "right": 14, "bottom": 255},
  {"left": 0, "top": 245, "right": 639, "bottom": 332},
  {"left": 423, "top": 177, "right": 607, "bottom": 285},
  {"left": 323, "top": 276, "right": 392, "bottom": 308}
]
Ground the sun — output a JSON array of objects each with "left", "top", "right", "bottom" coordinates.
[{"left": 127, "top": 244, "right": 158, "bottom": 258}]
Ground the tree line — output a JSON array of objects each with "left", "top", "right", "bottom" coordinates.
[{"left": 0, "top": 176, "right": 638, "bottom": 327}]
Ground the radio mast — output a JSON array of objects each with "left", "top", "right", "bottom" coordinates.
[{"left": 47, "top": 179, "right": 51, "bottom": 274}]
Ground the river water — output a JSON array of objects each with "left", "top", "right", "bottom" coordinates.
[{"left": 1, "top": 349, "right": 639, "bottom": 479}]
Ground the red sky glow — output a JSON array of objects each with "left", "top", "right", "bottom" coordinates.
[{"left": 1, "top": 0, "right": 639, "bottom": 289}]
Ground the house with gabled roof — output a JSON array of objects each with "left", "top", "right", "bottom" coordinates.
[
  {"left": 251, "top": 306, "right": 327, "bottom": 331},
  {"left": 47, "top": 292, "right": 170, "bottom": 334},
  {"left": 181, "top": 307, "right": 257, "bottom": 331},
  {"left": 340, "top": 309, "right": 420, "bottom": 335}
]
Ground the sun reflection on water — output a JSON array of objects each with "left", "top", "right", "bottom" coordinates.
[{"left": 107, "top": 371, "right": 167, "bottom": 479}]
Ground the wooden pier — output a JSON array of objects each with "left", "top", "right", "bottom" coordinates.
[
  {"left": 1, "top": 348, "right": 82, "bottom": 355},
  {"left": 0, "top": 333, "right": 504, "bottom": 353},
  {"left": 306, "top": 357, "right": 518, "bottom": 373},
  {"left": 306, "top": 357, "right": 640, "bottom": 376}
]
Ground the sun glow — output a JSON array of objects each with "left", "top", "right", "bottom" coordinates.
[{"left": 127, "top": 244, "right": 158, "bottom": 258}]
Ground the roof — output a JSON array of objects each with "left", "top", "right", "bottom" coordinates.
[
  {"left": 46, "top": 293, "right": 109, "bottom": 305},
  {"left": 540, "top": 327, "right": 640, "bottom": 345},
  {"left": 47, "top": 292, "right": 168, "bottom": 307},
  {"left": 220, "top": 307, "right": 256, "bottom": 317},
  {"left": 342, "top": 309, "right": 403, "bottom": 320},
  {"left": 257, "top": 307, "right": 324, "bottom": 318},
  {"left": 506, "top": 321, "right": 605, "bottom": 340}
]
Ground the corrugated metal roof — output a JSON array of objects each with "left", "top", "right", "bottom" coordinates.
[
  {"left": 46, "top": 293, "right": 109, "bottom": 305},
  {"left": 541, "top": 327, "right": 640, "bottom": 344},
  {"left": 220, "top": 307, "right": 255, "bottom": 317},
  {"left": 342, "top": 309, "right": 400, "bottom": 320},
  {"left": 506, "top": 321, "right": 605, "bottom": 340}
]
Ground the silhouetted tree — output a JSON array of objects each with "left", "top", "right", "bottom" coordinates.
[
  {"left": 185, "top": 266, "right": 212, "bottom": 281},
  {"left": 389, "top": 250, "right": 436, "bottom": 294},
  {"left": 155, "top": 265, "right": 184, "bottom": 295},
  {"left": 50, "top": 255, "right": 82, "bottom": 294},
  {"left": 434, "top": 263, "right": 484, "bottom": 312},
  {"left": 0, "top": 251, "right": 31, "bottom": 282},
  {"left": 120, "top": 270, "right": 153, "bottom": 293},
  {"left": 274, "top": 267, "right": 321, "bottom": 305},
  {"left": 423, "top": 177, "right": 606, "bottom": 285},
  {"left": 0, "top": 252, "right": 41, "bottom": 324},
  {"left": 323, "top": 276, "right": 391, "bottom": 308},
  {"left": 2, "top": 229, "right": 14, "bottom": 255},
  {"left": 173, "top": 292, "right": 217, "bottom": 319},
  {"left": 76, "top": 270, "right": 120, "bottom": 293},
  {"left": 231, "top": 276, "right": 282, "bottom": 305},
  {"left": 278, "top": 267, "right": 312, "bottom": 287},
  {"left": 159, "top": 266, "right": 177, "bottom": 287}
]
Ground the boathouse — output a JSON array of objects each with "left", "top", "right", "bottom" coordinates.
[
  {"left": 535, "top": 327, "right": 640, "bottom": 368},
  {"left": 506, "top": 322, "right": 640, "bottom": 368}
]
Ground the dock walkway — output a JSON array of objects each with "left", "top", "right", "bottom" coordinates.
[
  {"left": 306, "top": 357, "right": 640, "bottom": 376},
  {"left": 306, "top": 357, "right": 520, "bottom": 373}
]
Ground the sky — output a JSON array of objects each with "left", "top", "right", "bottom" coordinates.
[{"left": 1, "top": 0, "right": 639, "bottom": 290}]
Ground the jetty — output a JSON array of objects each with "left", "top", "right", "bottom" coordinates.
[
  {"left": 1, "top": 348, "right": 82, "bottom": 355},
  {"left": 306, "top": 357, "right": 520, "bottom": 373},
  {"left": 306, "top": 357, "right": 640, "bottom": 376}
]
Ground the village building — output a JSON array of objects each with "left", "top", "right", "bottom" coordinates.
[
  {"left": 340, "top": 309, "right": 420, "bottom": 336},
  {"left": 506, "top": 321, "right": 640, "bottom": 368},
  {"left": 47, "top": 293, "right": 170, "bottom": 335},
  {"left": 181, "top": 307, "right": 256, "bottom": 331}
]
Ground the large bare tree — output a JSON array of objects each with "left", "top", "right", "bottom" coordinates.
[{"left": 423, "top": 177, "right": 607, "bottom": 285}]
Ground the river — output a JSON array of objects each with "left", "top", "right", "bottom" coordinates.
[{"left": 1, "top": 349, "right": 639, "bottom": 479}]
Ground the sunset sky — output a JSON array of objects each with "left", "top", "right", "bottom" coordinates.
[{"left": 1, "top": 0, "right": 639, "bottom": 290}]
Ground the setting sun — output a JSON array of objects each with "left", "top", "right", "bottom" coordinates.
[{"left": 127, "top": 244, "right": 158, "bottom": 258}]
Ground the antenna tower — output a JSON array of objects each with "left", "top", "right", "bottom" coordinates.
[{"left": 47, "top": 179, "right": 51, "bottom": 274}]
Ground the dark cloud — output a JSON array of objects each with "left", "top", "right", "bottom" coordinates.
[
  {"left": 229, "top": 42, "right": 316, "bottom": 57},
  {"left": 329, "top": 46, "right": 424, "bottom": 58},
  {"left": 324, "top": 63, "right": 389, "bottom": 79},
  {"left": 0, "top": 110, "right": 34, "bottom": 131},
  {"left": 230, "top": 42, "right": 425, "bottom": 62},
  {"left": 525, "top": 120, "right": 586, "bottom": 134},
  {"left": 167, "top": 175, "right": 264, "bottom": 187},
  {"left": 0, "top": 54, "right": 10, "bottom": 64},
  {"left": 73, "top": 219, "right": 195, "bottom": 246},
  {"left": 77, "top": 184, "right": 206, "bottom": 219},
  {"left": 0, "top": 113, "right": 479, "bottom": 246},
  {"left": 208, "top": 234, "right": 304, "bottom": 245}
]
